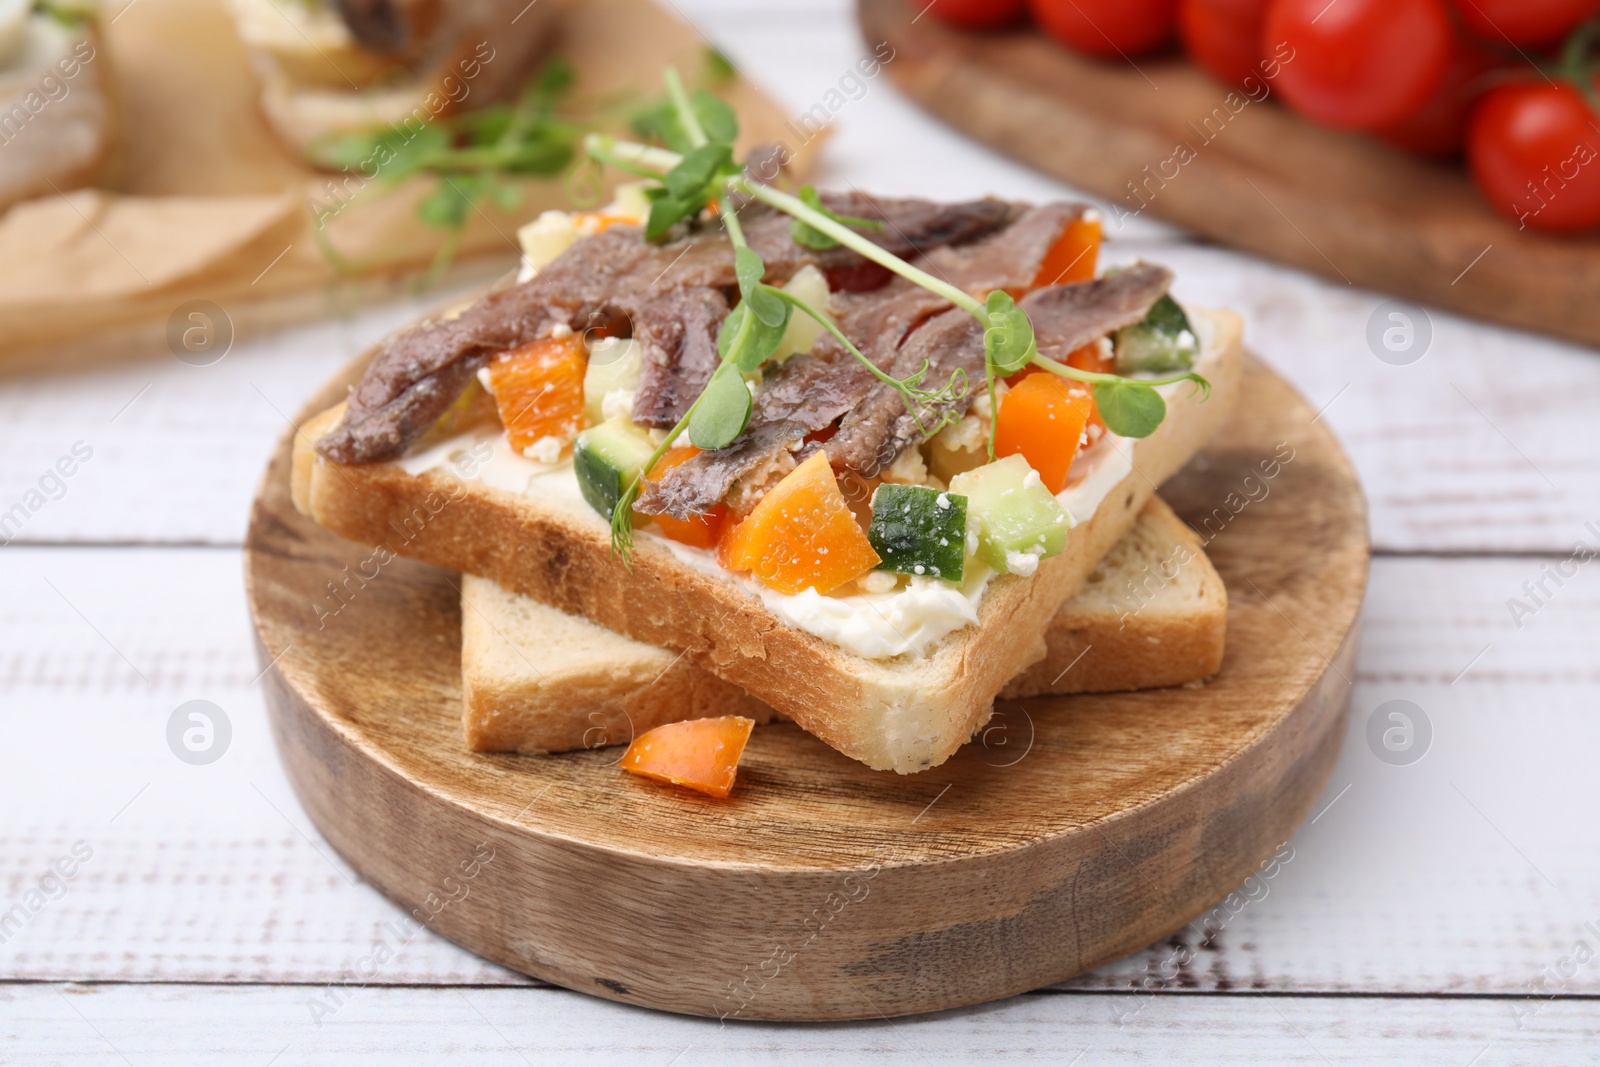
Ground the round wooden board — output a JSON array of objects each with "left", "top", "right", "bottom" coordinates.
[
  {"left": 857, "top": 0, "right": 1600, "bottom": 349},
  {"left": 245, "top": 353, "right": 1368, "bottom": 1022}
]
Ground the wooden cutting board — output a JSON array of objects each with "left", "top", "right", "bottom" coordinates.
[
  {"left": 244, "top": 354, "right": 1368, "bottom": 1021},
  {"left": 859, "top": 0, "right": 1600, "bottom": 349}
]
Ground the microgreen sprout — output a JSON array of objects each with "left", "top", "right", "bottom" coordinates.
[{"left": 586, "top": 67, "right": 1209, "bottom": 557}]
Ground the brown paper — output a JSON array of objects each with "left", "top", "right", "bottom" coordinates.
[{"left": 0, "top": 0, "right": 817, "bottom": 360}]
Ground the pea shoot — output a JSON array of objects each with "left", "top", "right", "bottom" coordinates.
[{"left": 594, "top": 67, "right": 1211, "bottom": 558}]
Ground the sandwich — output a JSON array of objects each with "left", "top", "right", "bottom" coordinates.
[
  {"left": 458, "top": 495, "right": 1227, "bottom": 756},
  {"left": 225, "top": 0, "right": 568, "bottom": 156},
  {"left": 291, "top": 77, "right": 1241, "bottom": 773},
  {"left": 0, "top": 0, "right": 112, "bottom": 215}
]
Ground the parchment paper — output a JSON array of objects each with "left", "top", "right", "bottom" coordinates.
[{"left": 0, "top": 0, "right": 817, "bottom": 359}]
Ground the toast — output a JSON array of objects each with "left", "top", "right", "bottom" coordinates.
[
  {"left": 1000, "top": 493, "right": 1227, "bottom": 698},
  {"left": 461, "top": 572, "right": 776, "bottom": 756},
  {"left": 226, "top": 0, "right": 568, "bottom": 156},
  {"left": 0, "top": 9, "right": 112, "bottom": 215},
  {"left": 291, "top": 308, "right": 1240, "bottom": 773},
  {"left": 459, "top": 495, "right": 1226, "bottom": 755}
]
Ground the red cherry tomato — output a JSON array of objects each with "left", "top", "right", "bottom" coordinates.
[
  {"left": 1029, "top": 0, "right": 1178, "bottom": 58},
  {"left": 1179, "top": 0, "right": 1267, "bottom": 88},
  {"left": 1452, "top": 0, "right": 1600, "bottom": 48},
  {"left": 1264, "top": 0, "right": 1453, "bottom": 129},
  {"left": 1376, "top": 41, "right": 1503, "bottom": 158},
  {"left": 1467, "top": 81, "right": 1600, "bottom": 233},
  {"left": 1201, "top": 0, "right": 1269, "bottom": 16},
  {"left": 927, "top": 0, "right": 1029, "bottom": 30}
]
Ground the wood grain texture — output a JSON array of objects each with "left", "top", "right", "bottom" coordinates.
[
  {"left": 240, "top": 352, "right": 1366, "bottom": 1019},
  {"left": 9, "top": 982, "right": 1597, "bottom": 1065},
  {"left": 6, "top": 550, "right": 1600, "bottom": 996},
  {"left": 857, "top": 0, "right": 1600, "bottom": 349},
  {"left": 2, "top": 0, "right": 1596, "bottom": 1055}
]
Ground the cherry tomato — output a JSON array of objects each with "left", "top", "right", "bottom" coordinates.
[
  {"left": 928, "top": 0, "right": 1028, "bottom": 30},
  {"left": 1452, "top": 0, "right": 1600, "bottom": 48},
  {"left": 1029, "top": 0, "right": 1178, "bottom": 59},
  {"left": 1467, "top": 80, "right": 1600, "bottom": 233},
  {"left": 1376, "top": 41, "right": 1503, "bottom": 158},
  {"left": 1264, "top": 0, "right": 1453, "bottom": 129},
  {"left": 1179, "top": 0, "right": 1267, "bottom": 88}
]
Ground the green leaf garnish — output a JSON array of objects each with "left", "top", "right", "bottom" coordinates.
[
  {"left": 701, "top": 46, "right": 738, "bottom": 85},
  {"left": 1091, "top": 380, "right": 1167, "bottom": 438},
  {"left": 717, "top": 299, "right": 791, "bottom": 373},
  {"left": 692, "top": 90, "right": 739, "bottom": 145},
  {"left": 982, "top": 290, "right": 1037, "bottom": 376},
  {"left": 789, "top": 185, "right": 885, "bottom": 250},
  {"left": 584, "top": 68, "right": 1217, "bottom": 560},
  {"left": 307, "top": 59, "right": 582, "bottom": 278},
  {"left": 689, "top": 364, "right": 754, "bottom": 449},
  {"left": 733, "top": 247, "right": 787, "bottom": 327},
  {"left": 643, "top": 187, "right": 700, "bottom": 240},
  {"left": 666, "top": 143, "right": 733, "bottom": 201},
  {"left": 419, "top": 176, "right": 483, "bottom": 227}
]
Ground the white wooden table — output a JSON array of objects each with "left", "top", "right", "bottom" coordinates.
[{"left": 4, "top": 2, "right": 1599, "bottom": 1062}]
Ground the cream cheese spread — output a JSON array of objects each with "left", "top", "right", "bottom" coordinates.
[{"left": 394, "top": 305, "right": 1223, "bottom": 660}]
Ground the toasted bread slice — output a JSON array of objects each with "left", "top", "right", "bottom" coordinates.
[
  {"left": 1000, "top": 494, "right": 1226, "bottom": 698},
  {"left": 292, "top": 308, "right": 1241, "bottom": 773},
  {"left": 0, "top": 14, "right": 113, "bottom": 215},
  {"left": 227, "top": 0, "right": 568, "bottom": 156},
  {"left": 459, "top": 495, "right": 1225, "bottom": 755},
  {"left": 461, "top": 574, "right": 777, "bottom": 755}
]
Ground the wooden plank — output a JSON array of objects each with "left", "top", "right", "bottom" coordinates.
[
  {"left": 5, "top": 983, "right": 1596, "bottom": 1064},
  {"left": 859, "top": 0, "right": 1600, "bottom": 350},
  {"left": 242, "top": 351, "right": 1360, "bottom": 1020},
  {"left": 2, "top": 548, "right": 1599, "bottom": 997}
]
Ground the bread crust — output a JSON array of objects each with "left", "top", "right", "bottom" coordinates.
[
  {"left": 296, "top": 310, "right": 1242, "bottom": 771},
  {"left": 235, "top": 0, "right": 570, "bottom": 156},
  {"left": 461, "top": 575, "right": 775, "bottom": 755},
  {"left": 460, "top": 493, "right": 1225, "bottom": 755},
  {"left": 1001, "top": 496, "right": 1226, "bottom": 697}
]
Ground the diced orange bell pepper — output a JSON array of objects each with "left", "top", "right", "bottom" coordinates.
[
  {"left": 720, "top": 451, "right": 882, "bottom": 595},
  {"left": 1007, "top": 342, "right": 1112, "bottom": 387},
  {"left": 994, "top": 372, "right": 1097, "bottom": 494},
  {"left": 1066, "top": 342, "right": 1114, "bottom": 375},
  {"left": 646, "top": 447, "right": 727, "bottom": 550},
  {"left": 487, "top": 333, "right": 588, "bottom": 455},
  {"left": 1032, "top": 214, "right": 1101, "bottom": 289},
  {"left": 1064, "top": 344, "right": 1111, "bottom": 435},
  {"left": 619, "top": 715, "right": 755, "bottom": 799},
  {"left": 571, "top": 211, "right": 632, "bottom": 235}
]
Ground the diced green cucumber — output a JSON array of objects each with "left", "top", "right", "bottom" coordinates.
[
  {"left": 582, "top": 338, "right": 643, "bottom": 425},
  {"left": 574, "top": 416, "right": 655, "bottom": 521},
  {"left": 771, "top": 264, "right": 832, "bottom": 363},
  {"left": 868, "top": 483, "right": 967, "bottom": 582},
  {"left": 949, "top": 455, "right": 1071, "bottom": 575},
  {"left": 1113, "top": 294, "right": 1199, "bottom": 375}
]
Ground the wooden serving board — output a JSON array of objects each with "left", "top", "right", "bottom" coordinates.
[
  {"left": 244, "top": 355, "right": 1368, "bottom": 1021},
  {"left": 859, "top": 0, "right": 1600, "bottom": 349}
]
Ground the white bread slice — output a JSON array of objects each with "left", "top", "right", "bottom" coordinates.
[
  {"left": 1000, "top": 493, "right": 1226, "bottom": 698},
  {"left": 227, "top": 0, "right": 569, "bottom": 156},
  {"left": 292, "top": 308, "right": 1242, "bottom": 773},
  {"left": 0, "top": 15, "right": 112, "bottom": 214},
  {"left": 459, "top": 495, "right": 1225, "bottom": 755},
  {"left": 461, "top": 574, "right": 777, "bottom": 755}
]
